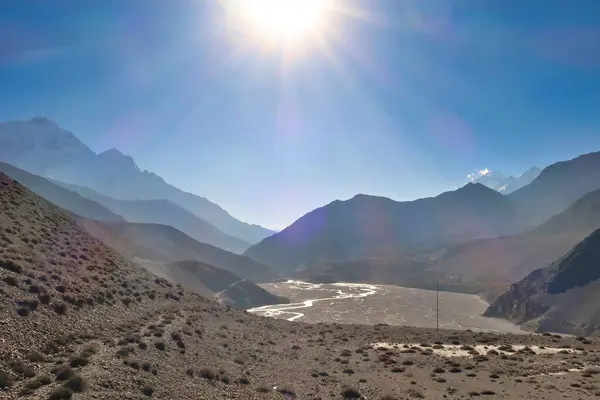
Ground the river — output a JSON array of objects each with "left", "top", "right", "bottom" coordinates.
[{"left": 248, "top": 280, "right": 524, "bottom": 333}]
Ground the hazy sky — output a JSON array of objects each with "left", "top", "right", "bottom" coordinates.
[{"left": 1, "top": 0, "right": 600, "bottom": 230}]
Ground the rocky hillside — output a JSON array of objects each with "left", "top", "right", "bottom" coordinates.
[
  {"left": 485, "top": 229, "right": 600, "bottom": 336},
  {"left": 55, "top": 181, "right": 250, "bottom": 254},
  {"left": 246, "top": 183, "right": 520, "bottom": 274},
  {"left": 76, "top": 219, "right": 277, "bottom": 283}
]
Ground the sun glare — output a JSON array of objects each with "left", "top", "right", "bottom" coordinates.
[{"left": 223, "top": 0, "right": 331, "bottom": 49}]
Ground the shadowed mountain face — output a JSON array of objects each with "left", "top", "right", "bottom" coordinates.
[
  {"left": 0, "top": 117, "right": 274, "bottom": 244},
  {"left": 76, "top": 219, "right": 278, "bottom": 283},
  {"left": 0, "top": 162, "right": 123, "bottom": 222},
  {"left": 54, "top": 181, "right": 250, "bottom": 254},
  {"left": 485, "top": 229, "right": 600, "bottom": 336},
  {"left": 245, "top": 183, "right": 520, "bottom": 274}
]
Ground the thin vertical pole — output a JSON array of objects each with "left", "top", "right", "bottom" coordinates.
[{"left": 436, "top": 279, "right": 439, "bottom": 333}]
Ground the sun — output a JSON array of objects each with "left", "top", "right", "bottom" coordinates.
[{"left": 222, "top": 0, "right": 331, "bottom": 49}]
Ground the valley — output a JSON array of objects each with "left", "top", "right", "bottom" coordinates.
[
  {"left": 250, "top": 281, "right": 524, "bottom": 333},
  {"left": 2, "top": 118, "right": 600, "bottom": 399}
]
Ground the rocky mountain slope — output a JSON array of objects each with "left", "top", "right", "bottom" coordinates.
[
  {"left": 76, "top": 219, "right": 277, "bottom": 283},
  {"left": 54, "top": 181, "right": 250, "bottom": 254},
  {"left": 2, "top": 171, "right": 600, "bottom": 400},
  {"left": 245, "top": 183, "right": 520, "bottom": 274},
  {"left": 0, "top": 162, "right": 123, "bottom": 222},
  {"left": 485, "top": 229, "right": 600, "bottom": 336},
  {"left": 0, "top": 117, "right": 274, "bottom": 244}
]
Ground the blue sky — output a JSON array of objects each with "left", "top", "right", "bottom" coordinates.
[{"left": 1, "top": 0, "right": 600, "bottom": 229}]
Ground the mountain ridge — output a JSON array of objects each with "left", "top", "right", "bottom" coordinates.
[
  {"left": 469, "top": 166, "right": 541, "bottom": 194},
  {"left": 245, "top": 182, "right": 520, "bottom": 274},
  {"left": 245, "top": 151, "right": 600, "bottom": 275},
  {"left": 76, "top": 219, "right": 278, "bottom": 283},
  {"left": 0, "top": 117, "right": 274, "bottom": 244},
  {"left": 0, "top": 161, "right": 124, "bottom": 222},
  {"left": 52, "top": 180, "right": 250, "bottom": 254}
]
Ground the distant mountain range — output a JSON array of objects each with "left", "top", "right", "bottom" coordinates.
[
  {"left": 76, "top": 218, "right": 277, "bottom": 283},
  {"left": 468, "top": 167, "right": 541, "bottom": 194},
  {"left": 54, "top": 181, "right": 250, "bottom": 254},
  {"left": 0, "top": 161, "right": 123, "bottom": 222},
  {"left": 245, "top": 182, "right": 522, "bottom": 274},
  {"left": 0, "top": 116, "right": 275, "bottom": 245},
  {"left": 246, "top": 151, "right": 600, "bottom": 278}
]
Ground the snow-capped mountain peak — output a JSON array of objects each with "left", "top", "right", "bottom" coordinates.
[{"left": 467, "top": 167, "right": 541, "bottom": 194}]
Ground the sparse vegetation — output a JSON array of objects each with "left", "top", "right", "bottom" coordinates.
[
  {"left": 0, "top": 370, "right": 14, "bottom": 390},
  {"left": 198, "top": 366, "right": 217, "bottom": 380},
  {"left": 341, "top": 386, "right": 362, "bottom": 399},
  {"left": 48, "top": 387, "right": 74, "bottom": 400},
  {"left": 63, "top": 374, "right": 86, "bottom": 393}
]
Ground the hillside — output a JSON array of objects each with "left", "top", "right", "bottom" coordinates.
[
  {"left": 54, "top": 181, "right": 250, "bottom": 254},
  {"left": 485, "top": 229, "right": 600, "bottom": 336},
  {"left": 0, "top": 162, "right": 123, "bottom": 222},
  {"left": 75, "top": 219, "right": 278, "bottom": 283},
  {"left": 2, "top": 174, "right": 600, "bottom": 400},
  {"left": 245, "top": 183, "right": 520, "bottom": 274},
  {"left": 0, "top": 117, "right": 274, "bottom": 244},
  {"left": 136, "top": 260, "right": 288, "bottom": 309}
]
